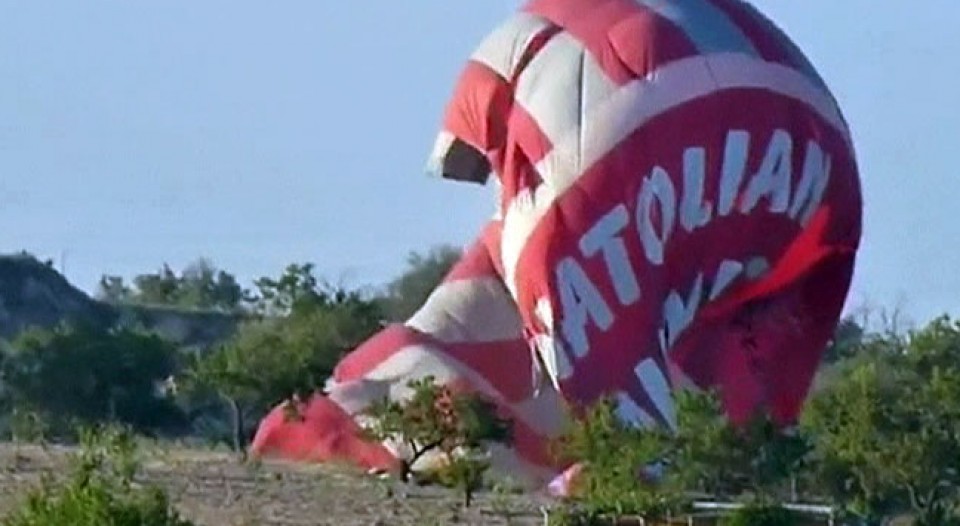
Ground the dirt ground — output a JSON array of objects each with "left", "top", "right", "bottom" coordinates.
[{"left": 0, "top": 442, "right": 552, "bottom": 525}]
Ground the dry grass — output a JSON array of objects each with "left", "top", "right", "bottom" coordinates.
[{"left": 0, "top": 442, "right": 549, "bottom": 525}]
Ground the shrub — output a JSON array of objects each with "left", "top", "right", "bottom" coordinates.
[
  {"left": 2, "top": 424, "right": 194, "bottom": 526},
  {"left": 2, "top": 324, "right": 186, "bottom": 439},
  {"left": 362, "top": 376, "right": 512, "bottom": 507},
  {"left": 550, "top": 397, "right": 689, "bottom": 523}
]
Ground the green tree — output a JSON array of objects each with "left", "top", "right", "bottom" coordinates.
[
  {"left": 672, "top": 390, "right": 811, "bottom": 504},
  {"left": 175, "top": 259, "right": 246, "bottom": 311},
  {"left": 550, "top": 397, "right": 688, "bottom": 523},
  {"left": 802, "top": 360, "right": 902, "bottom": 525},
  {"left": 379, "top": 245, "right": 462, "bottom": 322},
  {"left": 823, "top": 317, "right": 867, "bottom": 364},
  {"left": 131, "top": 264, "right": 181, "bottom": 307},
  {"left": 803, "top": 317, "right": 960, "bottom": 526},
  {"left": 246, "top": 262, "right": 326, "bottom": 317},
  {"left": 184, "top": 264, "right": 383, "bottom": 458},
  {"left": 362, "top": 376, "right": 512, "bottom": 507},
  {"left": 1, "top": 323, "right": 185, "bottom": 439},
  {"left": 550, "top": 392, "right": 811, "bottom": 524},
  {"left": 99, "top": 259, "right": 247, "bottom": 312}
]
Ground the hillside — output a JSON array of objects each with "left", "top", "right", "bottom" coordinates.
[{"left": 0, "top": 253, "right": 239, "bottom": 348}]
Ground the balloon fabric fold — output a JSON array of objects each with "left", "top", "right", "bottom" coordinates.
[{"left": 252, "top": 0, "right": 862, "bottom": 489}]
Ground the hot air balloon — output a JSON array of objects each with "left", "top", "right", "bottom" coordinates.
[{"left": 252, "top": 0, "right": 862, "bottom": 489}]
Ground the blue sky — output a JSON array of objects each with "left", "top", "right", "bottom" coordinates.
[{"left": 1, "top": 1, "right": 957, "bottom": 326}]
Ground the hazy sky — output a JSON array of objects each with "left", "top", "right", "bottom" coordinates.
[{"left": 1, "top": 1, "right": 956, "bottom": 326}]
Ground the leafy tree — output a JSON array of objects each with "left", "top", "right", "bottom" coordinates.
[
  {"left": 823, "top": 317, "right": 867, "bottom": 364},
  {"left": 362, "top": 376, "right": 512, "bottom": 507},
  {"left": 175, "top": 259, "right": 246, "bottom": 311},
  {"left": 802, "top": 360, "right": 903, "bottom": 525},
  {"left": 246, "top": 262, "right": 328, "bottom": 317},
  {"left": 379, "top": 245, "right": 462, "bottom": 322},
  {"left": 672, "top": 390, "right": 811, "bottom": 504},
  {"left": 184, "top": 264, "right": 383, "bottom": 458},
  {"left": 1, "top": 323, "right": 185, "bottom": 439},
  {"left": 436, "top": 455, "right": 494, "bottom": 509},
  {"left": 98, "top": 259, "right": 247, "bottom": 312},
  {"left": 550, "top": 392, "right": 810, "bottom": 524},
  {"left": 803, "top": 317, "right": 960, "bottom": 526},
  {"left": 550, "top": 397, "right": 688, "bottom": 523},
  {"left": 131, "top": 264, "right": 181, "bottom": 307}
]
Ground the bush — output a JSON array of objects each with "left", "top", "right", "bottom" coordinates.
[
  {"left": 362, "top": 376, "right": 512, "bottom": 507},
  {"left": 2, "top": 323, "right": 186, "bottom": 439},
  {"left": 2, "top": 424, "right": 194, "bottom": 526},
  {"left": 550, "top": 397, "right": 689, "bottom": 523},
  {"left": 435, "top": 455, "right": 491, "bottom": 508}
]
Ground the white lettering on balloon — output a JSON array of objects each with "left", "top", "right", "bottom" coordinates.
[
  {"left": 579, "top": 205, "right": 641, "bottom": 306},
  {"left": 550, "top": 128, "right": 833, "bottom": 379},
  {"left": 555, "top": 256, "right": 614, "bottom": 358},
  {"left": 636, "top": 166, "right": 676, "bottom": 266}
]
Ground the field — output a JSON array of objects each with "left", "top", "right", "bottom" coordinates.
[{"left": 0, "top": 442, "right": 549, "bottom": 526}]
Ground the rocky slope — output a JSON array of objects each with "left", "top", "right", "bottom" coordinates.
[{"left": 0, "top": 253, "right": 238, "bottom": 348}]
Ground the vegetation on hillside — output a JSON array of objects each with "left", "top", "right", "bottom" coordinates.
[{"left": 97, "top": 259, "right": 247, "bottom": 313}]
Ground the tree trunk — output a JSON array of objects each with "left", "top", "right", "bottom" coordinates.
[
  {"left": 399, "top": 460, "right": 412, "bottom": 483},
  {"left": 226, "top": 395, "right": 247, "bottom": 462},
  {"left": 463, "top": 486, "right": 473, "bottom": 508}
]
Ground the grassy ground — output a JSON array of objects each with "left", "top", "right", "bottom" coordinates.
[{"left": 0, "top": 442, "right": 550, "bottom": 526}]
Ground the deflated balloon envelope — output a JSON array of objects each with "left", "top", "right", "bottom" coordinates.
[
  {"left": 426, "top": 0, "right": 861, "bottom": 429},
  {"left": 252, "top": 0, "right": 863, "bottom": 487}
]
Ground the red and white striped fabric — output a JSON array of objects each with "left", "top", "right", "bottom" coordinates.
[
  {"left": 252, "top": 223, "right": 570, "bottom": 487},
  {"left": 427, "top": 0, "right": 860, "bottom": 429},
  {"left": 253, "top": 0, "right": 862, "bottom": 488}
]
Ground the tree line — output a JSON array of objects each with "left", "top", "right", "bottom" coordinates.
[
  {"left": 94, "top": 245, "right": 462, "bottom": 320},
  {"left": 0, "top": 247, "right": 462, "bottom": 449}
]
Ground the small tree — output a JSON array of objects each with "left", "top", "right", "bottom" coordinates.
[
  {"left": 550, "top": 397, "right": 689, "bottom": 524},
  {"left": 246, "top": 262, "right": 326, "bottom": 317},
  {"left": 97, "top": 275, "right": 133, "bottom": 304},
  {"left": 550, "top": 392, "right": 811, "bottom": 525},
  {"left": 362, "top": 376, "right": 512, "bottom": 507},
  {"left": 802, "top": 360, "right": 904, "bottom": 525},
  {"left": 183, "top": 265, "right": 383, "bottom": 458}
]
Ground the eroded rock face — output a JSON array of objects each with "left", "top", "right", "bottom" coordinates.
[
  {"left": 0, "top": 254, "right": 114, "bottom": 339},
  {"left": 0, "top": 253, "right": 238, "bottom": 349}
]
